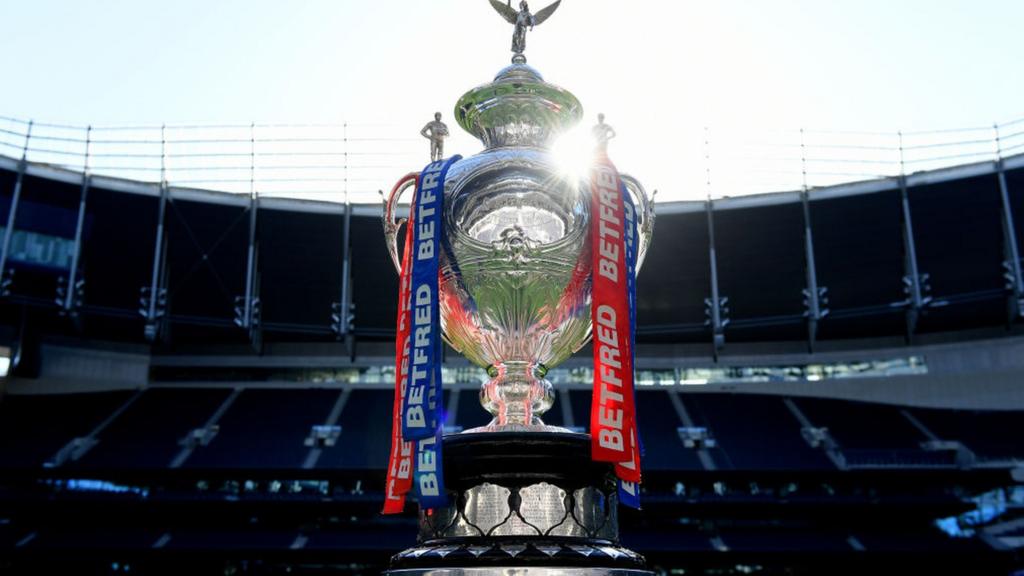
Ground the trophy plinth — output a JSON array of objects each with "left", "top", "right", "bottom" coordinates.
[{"left": 387, "top": 433, "right": 650, "bottom": 576}]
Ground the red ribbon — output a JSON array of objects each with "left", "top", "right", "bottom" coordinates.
[
  {"left": 383, "top": 174, "right": 417, "bottom": 514},
  {"left": 589, "top": 155, "right": 641, "bottom": 485}
]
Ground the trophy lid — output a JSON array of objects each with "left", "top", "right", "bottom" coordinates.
[{"left": 455, "top": 61, "right": 583, "bottom": 149}]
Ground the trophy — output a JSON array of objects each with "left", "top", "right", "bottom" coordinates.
[{"left": 381, "top": 3, "right": 655, "bottom": 573}]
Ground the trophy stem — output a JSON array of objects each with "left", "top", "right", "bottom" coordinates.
[{"left": 473, "top": 361, "right": 566, "bottom": 432}]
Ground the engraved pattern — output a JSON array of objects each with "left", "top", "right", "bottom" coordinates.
[
  {"left": 517, "top": 483, "right": 568, "bottom": 534},
  {"left": 490, "top": 510, "right": 540, "bottom": 536},
  {"left": 423, "top": 482, "right": 617, "bottom": 541},
  {"left": 596, "top": 493, "right": 620, "bottom": 541},
  {"left": 570, "top": 486, "right": 609, "bottom": 537},
  {"left": 462, "top": 483, "right": 512, "bottom": 536}
]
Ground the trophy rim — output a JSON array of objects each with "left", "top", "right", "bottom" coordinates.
[{"left": 454, "top": 64, "right": 583, "bottom": 146}]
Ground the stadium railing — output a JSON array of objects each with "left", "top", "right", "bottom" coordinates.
[{"left": 1, "top": 114, "right": 1022, "bottom": 203}]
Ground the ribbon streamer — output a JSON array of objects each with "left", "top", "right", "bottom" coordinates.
[
  {"left": 385, "top": 156, "right": 461, "bottom": 513},
  {"left": 618, "top": 180, "right": 642, "bottom": 509},
  {"left": 589, "top": 154, "right": 643, "bottom": 506},
  {"left": 383, "top": 174, "right": 417, "bottom": 515}
]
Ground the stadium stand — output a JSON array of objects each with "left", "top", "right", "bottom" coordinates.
[
  {"left": 911, "top": 407, "right": 1024, "bottom": 462},
  {"left": 637, "top": 390, "right": 707, "bottom": 471},
  {"left": 794, "top": 397, "right": 925, "bottom": 451},
  {"left": 182, "top": 389, "right": 341, "bottom": 469},
  {"left": 0, "top": 391, "right": 134, "bottom": 468},
  {"left": 317, "top": 388, "right": 394, "bottom": 470},
  {"left": 0, "top": 386, "right": 1019, "bottom": 573},
  {"left": 684, "top": 394, "right": 834, "bottom": 471},
  {"left": 718, "top": 528, "right": 853, "bottom": 553},
  {"left": 72, "top": 388, "right": 232, "bottom": 469},
  {"left": 2, "top": 387, "right": 1020, "bottom": 475},
  {"left": 620, "top": 528, "right": 717, "bottom": 552}
]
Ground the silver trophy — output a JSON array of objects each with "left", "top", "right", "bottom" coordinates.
[
  {"left": 382, "top": 5, "right": 656, "bottom": 574},
  {"left": 384, "top": 60, "right": 654, "bottom": 433}
]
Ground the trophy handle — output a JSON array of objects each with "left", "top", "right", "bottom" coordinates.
[
  {"left": 620, "top": 173, "right": 656, "bottom": 270},
  {"left": 382, "top": 172, "right": 420, "bottom": 274}
]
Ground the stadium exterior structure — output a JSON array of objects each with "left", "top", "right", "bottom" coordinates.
[
  {"left": 0, "top": 146, "right": 1022, "bottom": 407},
  {"left": 1, "top": 137, "right": 1024, "bottom": 574}
]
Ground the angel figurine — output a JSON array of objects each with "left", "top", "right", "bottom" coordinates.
[{"left": 489, "top": 0, "right": 562, "bottom": 56}]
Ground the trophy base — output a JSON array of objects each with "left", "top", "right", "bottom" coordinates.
[
  {"left": 387, "top": 433, "right": 649, "bottom": 575},
  {"left": 388, "top": 566, "right": 652, "bottom": 576}
]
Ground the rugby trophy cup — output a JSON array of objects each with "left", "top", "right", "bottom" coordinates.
[{"left": 380, "top": 2, "right": 654, "bottom": 573}]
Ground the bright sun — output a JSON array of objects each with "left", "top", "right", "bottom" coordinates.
[{"left": 551, "top": 125, "right": 595, "bottom": 182}]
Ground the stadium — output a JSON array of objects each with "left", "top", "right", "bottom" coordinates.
[
  {"left": 0, "top": 111, "right": 1022, "bottom": 575},
  {"left": 2, "top": 2, "right": 1024, "bottom": 575}
]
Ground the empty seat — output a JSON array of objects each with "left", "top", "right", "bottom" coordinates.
[
  {"left": 855, "top": 530, "right": 989, "bottom": 553},
  {"left": 720, "top": 528, "right": 852, "bottom": 552},
  {"left": 911, "top": 408, "right": 1024, "bottom": 461},
  {"left": 0, "top": 391, "right": 134, "bottom": 468},
  {"left": 163, "top": 530, "right": 298, "bottom": 550},
  {"left": 305, "top": 526, "right": 417, "bottom": 551},
  {"left": 621, "top": 528, "right": 714, "bottom": 552},
  {"left": 184, "top": 389, "right": 340, "bottom": 469},
  {"left": 635, "top": 390, "right": 704, "bottom": 471},
  {"left": 684, "top": 394, "right": 833, "bottom": 470},
  {"left": 74, "top": 388, "right": 232, "bottom": 469},
  {"left": 24, "top": 529, "right": 161, "bottom": 551},
  {"left": 795, "top": 397, "right": 926, "bottom": 451},
  {"left": 318, "top": 389, "right": 394, "bottom": 470}
]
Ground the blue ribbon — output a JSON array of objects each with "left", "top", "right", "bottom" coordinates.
[
  {"left": 414, "top": 427, "right": 447, "bottom": 510},
  {"left": 402, "top": 155, "right": 460, "bottom": 509},
  {"left": 618, "top": 180, "right": 642, "bottom": 510}
]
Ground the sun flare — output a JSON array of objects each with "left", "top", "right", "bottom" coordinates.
[{"left": 551, "top": 125, "right": 596, "bottom": 182}]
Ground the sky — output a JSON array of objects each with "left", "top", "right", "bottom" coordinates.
[{"left": 1, "top": 0, "right": 1022, "bottom": 202}]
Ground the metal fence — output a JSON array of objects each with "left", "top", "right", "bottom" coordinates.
[
  {"left": 1, "top": 114, "right": 1022, "bottom": 204},
  {"left": 700, "top": 116, "right": 1024, "bottom": 199},
  {"left": 0, "top": 117, "right": 422, "bottom": 204}
]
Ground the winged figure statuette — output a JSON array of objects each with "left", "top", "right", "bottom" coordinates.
[{"left": 489, "top": 0, "right": 562, "bottom": 57}]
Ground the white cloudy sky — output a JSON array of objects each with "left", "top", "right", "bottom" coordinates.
[{"left": 1, "top": 0, "right": 1022, "bottom": 201}]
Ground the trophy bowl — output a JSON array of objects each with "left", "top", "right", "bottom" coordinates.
[{"left": 384, "top": 62, "right": 653, "bottom": 433}]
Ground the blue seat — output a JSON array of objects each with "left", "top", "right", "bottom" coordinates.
[
  {"left": 684, "top": 394, "right": 834, "bottom": 470},
  {"left": 0, "top": 391, "right": 133, "bottom": 468},
  {"left": 621, "top": 528, "right": 714, "bottom": 552},
  {"left": 184, "top": 389, "right": 340, "bottom": 469},
  {"left": 317, "top": 389, "right": 394, "bottom": 470},
  {"left": 910, "top": 408, "right": 1024, "bottom": 461},
  {"left": 163, "top": 530, "right": 298, "bottom": 550},
  {"left": 720, "top": 529, "right": 851, "bottom": 552},
  {"left": 305, "top": 526, "right": 417, "bottom": 551},
  {"left": 74, "top": 388, "right": 231, "bottom": 469},
  {"left": 795, "top": 397, "right": 926, "bottom": 450}
]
